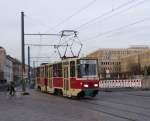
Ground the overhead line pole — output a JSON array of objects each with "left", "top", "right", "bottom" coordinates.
[
  {"left": 28, "top": 46, "right": 31, "bottom": 84},
  {"left": 21, "top": 11, "right": 26, "bottom": 93}
]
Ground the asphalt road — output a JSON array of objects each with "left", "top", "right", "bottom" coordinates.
[{"left": 0, "top": 89, "right": 150, "bottom": 121}]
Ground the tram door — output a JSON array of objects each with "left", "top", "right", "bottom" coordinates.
[
  {"left": 63, "top": 66, "right": 69, "bottom": 95},
  {"left": 49, "top": 67, "right": 53, "bottom": 89}
]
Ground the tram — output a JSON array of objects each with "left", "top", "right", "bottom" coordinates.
[{"left": 35, "top": 57, "right": 99, "bottom": 98}]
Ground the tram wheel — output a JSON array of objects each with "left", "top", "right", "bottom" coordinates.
[
  {"left": 54, "top": 89, "right": 63, "bottom": 96},
  {"left": 54, "top": 89, "right": 58, "bottom": 95},
  {"left": 77, "top": 91, "right": 85, "bottom": 99},
  {"left": 57, "top": 89, "right": 63, "bottom": 96}
]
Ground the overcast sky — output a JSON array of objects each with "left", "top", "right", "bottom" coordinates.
[{"left": 0, "top": 0, "right": 150, "bottom": 65}]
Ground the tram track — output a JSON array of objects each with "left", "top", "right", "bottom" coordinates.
[
  {"left": 89, "top": 108, "right": 136, "bottom": 121},
  {"left": 78, "top": 99, "right": 137, "bottom": 121},
  {"left": 49, "top": 94, "right": 140, "bottom": 121},
  {"left": 96, "top": 98, "right": 150, "bottom": 110},
  {"left": 83, "top": 99, "right": 150, "bottom": 117},
  {"left": 37, "top": 90, "right": 150, "bottom": 121},
  {"left": 96, "top": 91, "right": 150, "bottom": 110},
  {"left": 26, "top": 92, "right": 136, "bottom": 121},
  {"left": 42, "top": 91, "right": 150, "bottom": 120},
  {"left": 76, "top": 97, "right": 150, "bottom": 121},
  {"left": 122, "top": 92, "right": 150, "bottom": 98}
]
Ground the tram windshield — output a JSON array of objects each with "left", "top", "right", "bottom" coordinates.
[{"left": 77, "top": 59, "right": 97, "bottom": 78}]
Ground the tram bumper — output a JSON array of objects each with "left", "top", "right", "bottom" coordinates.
[{"left": 78, "top": 89, "right": 99, "bottom": 97}]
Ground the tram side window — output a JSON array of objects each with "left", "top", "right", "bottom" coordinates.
[
  {"left": 53, "top": 63, "right": 62, "bottom": 77},
  {"left": 58, "top": 63, "right": 62, "bottom": 77},
  {"left": 70, "top": 61, "right": 75, "bottom": 77},
  {"left": 45, "top": 66, "right": 48, "bottom": 78},
  {"left": 37, "top": 68, "right": 40, "bottom": 77}
]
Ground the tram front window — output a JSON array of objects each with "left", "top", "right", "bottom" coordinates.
[{"left": 77, "top": 59, "right": 97, "bottom": 78}]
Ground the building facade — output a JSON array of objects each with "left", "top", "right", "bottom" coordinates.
[
  {"left": 8, "top": 57, "right": 28, "bottom": 82},
  {"left": 8, "top": 57, "right": 22, "bottom": 82},
  {"left": 0, "top": 46, "right": 29, "bottom": 84},
  {"left": 87, "top": 46, "right": 149, "bottom": 79},
  {"left": 121, "top": 50, "right": 150, "bottom": 78},
  {"left": 140, "top": 50, "right": 150, "bottom": 73},
  {"left": 0, "top": 47, "right": 6, "bottom": 82},
  {"left": 4, "top": 55, "right": 13, "bottom": 83}
]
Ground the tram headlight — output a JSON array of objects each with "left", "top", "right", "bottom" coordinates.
[
  {"left": 94, "top": 84, "right": 98, "bottom": 87},
  {"left": 83, "top": 84, "right": 89, "bottom": 88}
]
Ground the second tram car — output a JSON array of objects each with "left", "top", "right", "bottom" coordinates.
[{"left": 36, "top": 58, "right": 99, "bottom": 98}]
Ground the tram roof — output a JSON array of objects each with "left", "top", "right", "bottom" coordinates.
[{"left": 38, "top": 57, "right": 98, "bottom": 67}]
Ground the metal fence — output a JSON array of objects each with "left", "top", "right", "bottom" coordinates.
[{"left": 100, "top": 79, "right": 141, "bottom": 88}]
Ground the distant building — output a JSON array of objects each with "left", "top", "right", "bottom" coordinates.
[
  {"left": 23, "top": 64, "right": 29, "bottom": 79},
  {"left": 0, "top": 47, "right": 6, "bottom": 82},
  {"left": 128, "top": 45, "right": 149, "bottom": 49},
  {"left": 8, "top": 57, "right": 22, "bottom": 82},
  {"left": 87, "top": 46, "right": 149, "bottom": 79},
  {"left": 121, "top": 50, "right": 150, "bottom": 78},
  {"left": 0, "top": 48, "right": 14, "bottom": 83},
  {"left": 8, "top": 56, "right": 29, "bottom": 82},
  {"left": 4, "top": 55, "right": 13, "bottom": 83},
  {"left": 0, "top": 46, "right": 29, "bottom": 83},
  {"left": 140, "top": 50, "right": 150, "bottom": 73}
]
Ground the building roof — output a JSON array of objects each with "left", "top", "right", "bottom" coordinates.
[
  {"left": 87, "top": 46, "right": 150, "bottom": 56},
  {"left": 0, "top": 46, "right": 5, "bottom": 50},
  {"left": 128, "top": 45, "right": 149, "bottom": 49},
  {"left": 6, "top": 55, "right": 21, "bottom": 64}
]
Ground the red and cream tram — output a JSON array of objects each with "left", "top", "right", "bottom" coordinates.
[{"left": 36, "top": 58, "right": 99, "bottom": 98}]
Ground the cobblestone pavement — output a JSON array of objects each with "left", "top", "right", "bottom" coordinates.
[{"left": 0, "top": 89, "right": 150, "bottom": 121}]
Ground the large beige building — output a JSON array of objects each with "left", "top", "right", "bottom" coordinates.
[
  {"left": 121, "top": 50, "right": 150, "bottom": 78},
  {"left": 87, "top": 46, "right": 149, "bottom": 79}
]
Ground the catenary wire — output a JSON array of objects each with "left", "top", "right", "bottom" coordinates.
[
  {"left": 44, "top": 0, "right": 97, "bottom": 33},
  {"left": 74, "top": 0, "right": 140, "bottom": 31},
  {"left": 77, "top": 0, "right": 148, "bottom": 31},
  {"left": 85, "top": 16, "right": 150, "bottom": 41}
]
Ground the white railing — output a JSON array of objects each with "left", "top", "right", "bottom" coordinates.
[{"left": 99, "top": 79, "right": 141, "bottom": 88}]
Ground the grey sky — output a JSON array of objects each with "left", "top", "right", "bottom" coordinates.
[{"left": 0, "top": 0, "right": 150, "bottom": 65}]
